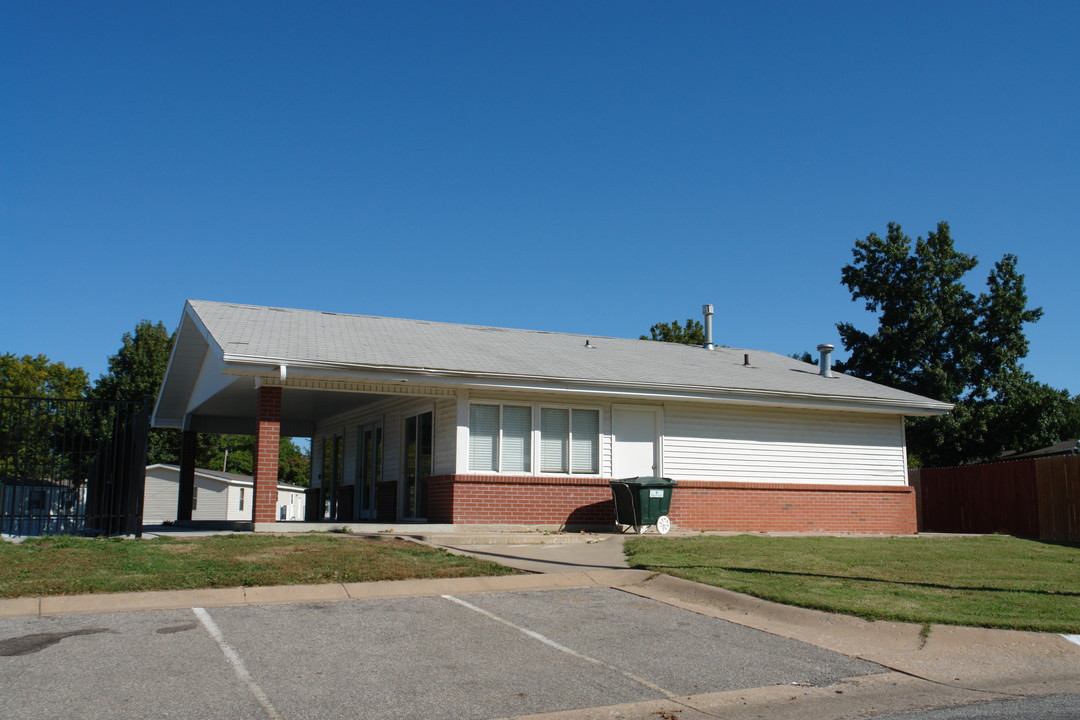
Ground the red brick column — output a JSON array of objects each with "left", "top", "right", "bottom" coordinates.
[
  {"left": 176, "top": 430, "right": 197, "bottom": 521},
  {"left": 253, "top": 386, "right": 281, "bottom": 524}
]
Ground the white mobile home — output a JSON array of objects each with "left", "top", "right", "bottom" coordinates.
[{"left": 143, "top": 464, "right": 306, "bottom": 524}]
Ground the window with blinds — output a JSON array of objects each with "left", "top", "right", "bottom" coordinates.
[
  {"left": 571, "top": 409, "right": 599, "bottom": 473},
  {"left": 541, "top": 408, "right": 599, "bottom": 473},
  {"left": 469, "top": 404, "right": 532, "bottom": 473},
  {"left": 539, "top": 408, "right": 569, "bottom": 473},
  {"left": 502, "top": 405, "right": 531, "bottom": 472},
  {"left": 468, "top": 403, "right": 599, "bottom": 474},
  {"left": 469, "top": 405, "right": 499, "bottom": 472}
]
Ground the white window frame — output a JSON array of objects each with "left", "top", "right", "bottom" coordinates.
[
  {"left": 466, "top": 402, "right": 603, "bottom": 476},
  {"left": 468, "top": 403, "right": 532, "bottom": 474},
  {"left": 538, "top": 404, "right": 601, "bottom": 475}
]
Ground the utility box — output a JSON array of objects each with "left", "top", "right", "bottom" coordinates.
[{"left": 610, "top": 477, "right": 677, "bottom": 534}]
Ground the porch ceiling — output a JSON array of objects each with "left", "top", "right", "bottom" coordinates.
[{"left": 185, "top": 383, "right": 388, "bottom": 437}]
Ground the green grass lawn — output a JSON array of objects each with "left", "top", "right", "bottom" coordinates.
[
  {"left": 625, "top": 534, "right": 1080, "bottom": 634},
  {"left": 0, "top": 533, "right": 516, "bottom": 598}
]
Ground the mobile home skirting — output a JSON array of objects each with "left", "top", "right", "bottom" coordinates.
[{"left": 425, "top": 474, "right": 917, "bottom": 534}]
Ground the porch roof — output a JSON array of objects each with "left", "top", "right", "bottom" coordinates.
[{"left": 152, "top": 300, "right": 952, "bottom": 434}]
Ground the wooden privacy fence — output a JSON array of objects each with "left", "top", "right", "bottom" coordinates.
[{"left": 912, "top": 454, "right": 1079, "bottom": 541}]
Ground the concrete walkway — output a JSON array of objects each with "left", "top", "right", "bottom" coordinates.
[{"left": 431, "top": 532, "right": 633, "bottom": 573}]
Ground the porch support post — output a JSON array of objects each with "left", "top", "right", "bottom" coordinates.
[
  {"left": 455, "top": 389, "right": 470, "bottom": 474},
  {"left": 177, "top": 430, "right": 197, "bottom": 522},
  {"left": 253, "top": 385, "right": 282, "bottom": 524}
]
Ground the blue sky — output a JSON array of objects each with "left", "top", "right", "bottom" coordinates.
[{"left": 3, "top": 1, "right": 1078, "bottom": 396}]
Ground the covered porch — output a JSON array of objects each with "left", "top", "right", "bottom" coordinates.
[
  {"left": 157, "top": 376, "right": 458, "bottom": 527},
  {"left": 151, "top": 302, "right": 467, "bottom": 527}
]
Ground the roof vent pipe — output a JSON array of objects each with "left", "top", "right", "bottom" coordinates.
[
  {"left": 817, "top": 344, "right": 834, "bottom": 378},
  {"left": 702, "top": 304, "right": 714, "bottom": 350}
]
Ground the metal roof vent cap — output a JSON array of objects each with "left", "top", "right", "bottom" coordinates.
[
  {"left": 702, "top": 304, "right": 714, "bottom": 350},
  {"left": 817, "top": 344, "right": 835, "bottom": 378}
]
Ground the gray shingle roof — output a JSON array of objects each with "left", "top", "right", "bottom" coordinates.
[{"left": 185, "top": 300, "right": 950, "bottom": 413}]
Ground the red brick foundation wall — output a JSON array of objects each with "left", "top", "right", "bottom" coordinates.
[
  {"left": 428, "top": 475, "right": 916, "bottom": 533},
  {"left": 426, "top": 476, "right": 455, "bottom": 523},
  {"left": 670, "top": 481, "right": 916, "bottom": 534},
  {"left": 428, "top": 475, "right": 613, "bottom": 525}
]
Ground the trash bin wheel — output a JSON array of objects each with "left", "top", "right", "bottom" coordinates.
[
  {"left": 656, "top": 515, "right": 671, "bottom": 535},
  {"left": 637, "top": 524, "right": 648, "bottom": 534}
]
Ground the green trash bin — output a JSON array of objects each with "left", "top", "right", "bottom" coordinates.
[{"left": 610, "top": 477, "right": 677, "bottom": 534}]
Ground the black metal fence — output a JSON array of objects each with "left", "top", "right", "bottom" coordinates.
[{"left": 0, "top": 395, "right": 150, "bottom": 537}]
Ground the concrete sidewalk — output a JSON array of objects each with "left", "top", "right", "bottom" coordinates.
[{"left": 431, "top": 532, "right": 632, "bottom": 573}]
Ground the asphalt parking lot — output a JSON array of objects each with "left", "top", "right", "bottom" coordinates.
[{"left": 1, "top": 587, "right": 882, "bottom": 720}]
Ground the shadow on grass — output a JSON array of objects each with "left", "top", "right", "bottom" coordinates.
[{"left": 631, "top": 563, "right": 1080, "bottom": 597}]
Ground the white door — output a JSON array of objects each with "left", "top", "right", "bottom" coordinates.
[{"left": 612, "top": 406, "right": 659, "bottom": 478}]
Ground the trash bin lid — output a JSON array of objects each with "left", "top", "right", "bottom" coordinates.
[{"left": 614, "top": 476, "right": 677, "bottom": 486}]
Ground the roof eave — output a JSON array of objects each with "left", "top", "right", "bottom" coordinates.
[{"left": 220, "top": 356, "right": 954, "bottom": 416}]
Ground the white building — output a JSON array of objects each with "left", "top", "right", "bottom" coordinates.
[
  {"left": 143, "top": 464, "right": 306, "bottom": 524},
  {"left": 153, "top": 300, "right": 952, "bottom": 533}
]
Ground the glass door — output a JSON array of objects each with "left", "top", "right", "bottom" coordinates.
[
  {"left": 321, "top": 435, "right": 343, "bottom": 520},
  {"left": 357, "top": 421, "right": 382, "bottom": 520},
  {"left": 402, "top": 411, "right": 433, "bottom": 520}
]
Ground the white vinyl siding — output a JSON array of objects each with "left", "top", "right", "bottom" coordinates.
[
  {"left": 143, "top": 470, "right": 180, "bottom": 524},
  {"left": 141, "top": 466, "right": 306, "bottom": 522},
  {"left": 663, "top": 403, "right": 907, "bottom": 485},
  {"left": 312, "top": 394, "right": 457, "bottom": 492}
]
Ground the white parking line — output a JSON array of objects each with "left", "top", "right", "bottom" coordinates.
[
  {"left": 193, "top": 607, "right": 284, "bottom": 720},
  {"left": 441, "top": 594, "right": 676, "bottom": 698}
]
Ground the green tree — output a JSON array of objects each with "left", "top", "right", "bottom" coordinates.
[
  {"left": 1062, "top": 395, "right": 1080, "bottom": 440},
  {"left": 278, "top": 439, "right": 311, "bottom": 487},
  {"left": 197, "top": 435, "right": 309, "bottom": 486},
  {"left": 0, "top": 353, "right": 89, "bottom": 398},
  {"left": 982, "top": 378, "right": 1078, "bottom": 456},
  {"left": 641, "top": 319, "right": 705, "bottom": 345},
  {"left": 90, "top": 319, "right": 174, "bottom": 403},
  {"left": 837, "top": 222, "right": 982, "bottom": 402},
  {"left": 1, "top": 354, "right": 91, "bottom": 479},
  {"left": 90, "top": 320, "right": 179, "bottom": 464},
  {"left": 199, "top": 435, "right": 255, "bottom": 476},
  {"left": 837, "top": 222, "right": 1070, "bottom": 466}
]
